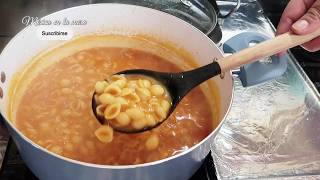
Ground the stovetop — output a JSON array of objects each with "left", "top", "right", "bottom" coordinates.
[
  {"left": 290, "top": 47, "right": 320, "bottom": 91},
  {"left": 0, "top": 139, "right": 38, "bottom": 180},
  {"left": 0, "top": 0, "right": 320, "bottom": 180}
]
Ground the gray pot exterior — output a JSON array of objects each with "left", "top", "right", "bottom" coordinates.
[{"left": 5, "top": 120, "right": 214, "bottom": 180}]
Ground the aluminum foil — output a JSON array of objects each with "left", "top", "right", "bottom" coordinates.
[{"left": 212, "top": 0, "right": 320, "bottom": 179}]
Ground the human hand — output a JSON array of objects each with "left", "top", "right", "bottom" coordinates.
[{"left": 277, "top": 0, "right": 320, "bottom": 52}]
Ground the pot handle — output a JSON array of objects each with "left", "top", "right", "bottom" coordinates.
[
  {"left": 209, "top": 0, "right": 241, "bottom": 18},
  {"left": 223, "top": 32, "right": 288, "bottom": 87}
]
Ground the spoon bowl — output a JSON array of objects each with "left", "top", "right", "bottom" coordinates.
[
  {"left": 92, "top": 28, "right": 320, "bottom": 133},
  {"left": 92, "top": 62, "right": 221, "bottom": 133}
]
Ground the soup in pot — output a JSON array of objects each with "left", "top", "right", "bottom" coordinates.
[{"left": 11, "top": 35, "right": 219, "bottom": 165}]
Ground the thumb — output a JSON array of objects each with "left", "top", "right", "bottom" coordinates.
[{"left": 291, "top": 0, "right": 320, "bottom": 35}]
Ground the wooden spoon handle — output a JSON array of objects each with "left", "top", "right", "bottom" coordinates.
[{"left": 218, "top": 28, "right": 320, "bottom": 72}]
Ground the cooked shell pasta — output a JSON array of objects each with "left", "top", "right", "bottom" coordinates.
[
  {"left": 94, "top": 74, "right": 172, "bottom": 135},
  {"left": 145, "top": 114, "right": 156, "bottom": 126},
  {"left": 155, "top": 105, "right": 166, "bottom": 119},
  {"left": 160, "top": 100, "right": 170, "bottom": 112},
  {"left": 121, "top": 88, "right": 134, "bottom": 96},
  {"left": 113, "top": 79, "right": 126, "bottom": 88},
  {"left": 136, "top": 88, "right": 151, "bottom": 100},
  {"left": 127, "top": 81, "right": 138, "bottom": 89},
  {"left": 96, "top": 104, "right": 106, "bottom": 117},
  {"left": 104, "top": 103, "right": 121, "bottom": 119},
  {"left": 131, "top": 118, "right": 147, "bottom": 130},
  {"left": 116, "top": 112, "right": 131, "bottom": 126},
  {"left": 138, "top": 79, "right": 151, "bottom": 88},
  {"left": 109, "top": 74, "right": 126, "bottom": 82},
  {"left": 98, "top": 93, "right": 115, "bottom": 105},
  {"left": 113, "top": 97, "right": 128, "bottom": 106},
  {"left": 94, "top": 125, "right": 113, "bottom": 143},
  {"left": 145, "top": 134, "right": 159, "bottom": 150},
  {"left": 95, "top": 81, "right": 109, "bottom": 94},
  {"left": 126, "top": 108, "right": 145, "bottom": 121},
  {"left": 104, "top": 84, "right": 122, "bottom": 96},
  {"left": 124, "top": 92, "right": 140, "bottom": 103},
  {"left": 150, "top": 85, "right": 164, "bottom": 96}
]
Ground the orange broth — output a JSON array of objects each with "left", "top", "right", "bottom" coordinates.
[{"left": 12, "top": 36, "right": 218, "bottom": 165}]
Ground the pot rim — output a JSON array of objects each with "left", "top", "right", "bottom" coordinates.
[
  {"left": 204, "top": 1, "right": 218, "bottom": 36},
  {"left": 1, "top": 3, "right": 234, "bottom": 169}
]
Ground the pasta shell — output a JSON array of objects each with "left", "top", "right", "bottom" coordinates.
[
  {"left": 104, "top": 103, "right": 121, "bottom": 120},
  {"left": 113, "top": 97, "right": 128, "bottom": 106},
  {"left": 121, "top": 88, "right": 134, "bottom": 96},
  {"left": 150, "top": 85, "right": 164, "bottom": 96},
  {"left": 138, "top": 79, "right": 151, "bottom": 88},
  {"left": 99, "top": 93, "right": 115, "bottom": 105},
  {"left": 160, "top": 100, "right": 171, "bottom": 112},
  {"left": 109, "top": 74, "right": 126, "bottom": 82},
  {"left": 145, "top": 134, "right": 159, "bottom": 150},
  {"left": 126, "top": 108, "right": 145, "bottom": 121},
  {"left": 124, "top": 92, "right": 140, "bottom": 103},
  {"left": 95, "top": 81, "right": 109, "bottom": 94},
  {"left": 145, "top": 114, "right": 157, "bottom": 126},
  {"left": 136, "top": 88, "right": 151, "bottom": 100},
  {"left": 155, "top": 105, "right": 167, "bottom": 120},
  {"left": 113, "top": 79, "right": 126, "bottom": 88},
  {"left": 94, "top": 125, "right": 113, "bottom": 143},
  {"left": 131, "top": 118, "right": 147, "bottom": 130},
  {"left": 96, "top": 104, "right": 106, "bottom": 117},
  {"left": 104, "top": 84, "right": 122, "bottom": 96},
  {"left": 115, "top": 112, "right": 131, "bottom": 126}
]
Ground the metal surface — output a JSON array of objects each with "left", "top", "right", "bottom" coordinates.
[
  {"left": 212, "top": 0, "right": 320, "bottom": 179},
  {"left": 0, "top": 120, "right": 9, "bottom": 169},
  {"left": 217, "top": 0, "right": 240, "bottom": 18}
]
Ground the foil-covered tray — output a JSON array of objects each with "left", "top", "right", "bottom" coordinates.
[{"left": 213, "top": 0, "right": 320, "bottom": 179}]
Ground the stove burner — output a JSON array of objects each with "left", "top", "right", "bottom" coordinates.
[{"left": 290, "top": 47, "right": 320, "bottom": 91}]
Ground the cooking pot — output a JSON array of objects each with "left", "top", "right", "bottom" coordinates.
[
  {"left": 0, "top": 4, "right": 286, "bottom": 180},
  {"left": 95, "top": 0, "right": 241, "bottom": 43}
]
